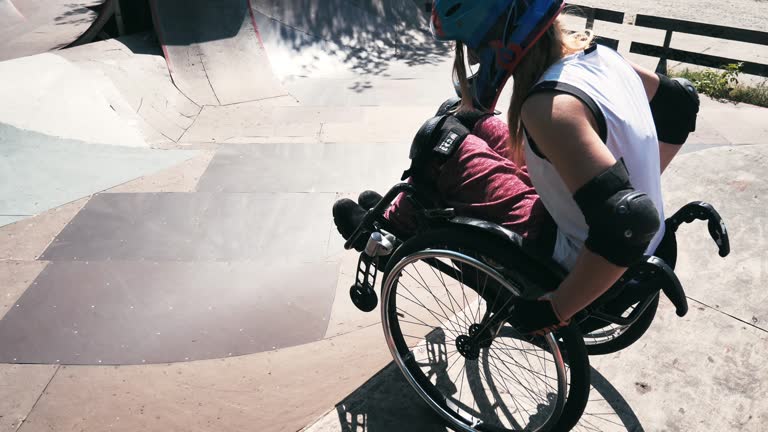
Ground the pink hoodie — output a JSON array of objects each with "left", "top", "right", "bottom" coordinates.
[{"left": 385, "top": 116, "right": 553, "bottom": 244}]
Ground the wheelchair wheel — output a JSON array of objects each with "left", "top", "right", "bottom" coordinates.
[
  {"left": 580, "top": 229, "right": 675, "bottom": 355},
  {"left": 580, "top": 294, "right": 660, "bottom": 356},
  {"left": 381, "top": 227, "right": 590, "bottom": 432}
]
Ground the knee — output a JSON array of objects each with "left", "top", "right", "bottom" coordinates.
[{"left": 649, "top": 74, "right": 700, "bottom": 145}]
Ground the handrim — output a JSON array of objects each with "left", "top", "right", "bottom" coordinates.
[{"left": 381, "top": 248, "right": 568, "bottom": 432}]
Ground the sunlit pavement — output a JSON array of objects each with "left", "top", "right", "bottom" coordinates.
[{"left": 0, "top": 1, "right": 766, "bottom": 431}]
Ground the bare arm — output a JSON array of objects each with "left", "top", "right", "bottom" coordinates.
[
  {"left": 630, "top": 62, "right": 683, "bottom": 173},
  {"left": 522, "top": 93, "right": 627, "bottom": 320}
]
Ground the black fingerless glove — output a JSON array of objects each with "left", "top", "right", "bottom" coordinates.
[{"left": 507, "top": 296, "right": 570, "bottom": 336}]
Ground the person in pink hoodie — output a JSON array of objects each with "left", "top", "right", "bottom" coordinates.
[{"left": 333, "top": 0, "right": 699, "bottom": 335}]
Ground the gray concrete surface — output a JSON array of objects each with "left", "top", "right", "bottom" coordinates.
[
  {"left": 0, "top": 123, "right": 196, "bottom": 226},
  {"left": 0, "top": 0, "right": 765, "bottom": 431},
  {"left": 305, "top": 143, "right": 768, "bottom": 432},
  {"left": 150, "top": 0, "right": 288, "bottom": 106},
  {"left": 304, "top": 298, "right": 768, "bottom": 431}
]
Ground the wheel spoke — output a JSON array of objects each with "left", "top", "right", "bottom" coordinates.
[{"left": 383, "top": 247, "right": 571, "bottom": 432}]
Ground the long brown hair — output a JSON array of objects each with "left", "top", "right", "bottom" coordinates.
[{"left": 453, "top": 16, "right": 594, "bottom": 165}]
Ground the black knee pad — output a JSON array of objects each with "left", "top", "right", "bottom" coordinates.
[{"left": 650, "top": 74, "right": 700, "bottom": 145}]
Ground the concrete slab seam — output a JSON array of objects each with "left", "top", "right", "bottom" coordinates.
[
  {"left": 246, "top": 2, "right": 294, "bottom": 103},
  {"left": 178, "top": 92, "right": 316, "bottom": 143},
  {"left": 32, "top": 197, "right": 92, "bottom": 260},
  {"left": 145, "top": 0, "right": 202, "bottom": 111},
  {"left": 15, "top": 364, "right": 60, "bottom": 432},
  {"left": 177, "top": 105, "right": 206, "bottom": 143},
  {"left": 688, "top": 296, "right": 768, "bottom": 334},
  {"left": 323, "top": 321, "right": 380, "bottom": 341},
  {"left": 298, "top": 361, "right": 395, "bottom": 432},
  {"left": 151, "top": 125, "right": 178, "bottom": 144},
  {"left": 217, "top": 94, "right": 294, "bottom": 108},
  {"left": 198, "top": 53, "right": 221, "bottom": 106}
]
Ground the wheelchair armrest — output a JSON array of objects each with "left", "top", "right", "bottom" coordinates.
[
  {"left": 442, "top": 216, "right": 567, "bottom": 288},
  {"left": 667, "top": 201, "right": 730, "bottom": 258},
  {"left": 441, "top": 216, "right": 690, "bottom": 318},
  {"left": 632, "top": 256, "right": 688, "bottom": 317}
]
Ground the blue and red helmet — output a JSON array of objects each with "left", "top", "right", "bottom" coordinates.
[{"left": 430, "top": 0, "right": 566, "bottom": 110}]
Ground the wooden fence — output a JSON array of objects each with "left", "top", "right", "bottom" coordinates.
[
  {"left": 423, "top": 2, "right": 768, "bottom": 76},
  {"left": 628, "top": 14, "right": 768, "bottom": 77}
]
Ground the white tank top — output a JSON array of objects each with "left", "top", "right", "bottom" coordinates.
[{"left": 524, "top": 44, "right": 665, "bottom": 270}]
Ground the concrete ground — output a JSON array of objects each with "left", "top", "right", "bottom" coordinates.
[{"left": 0, "top": 1, "right": 766, "bottom": 431}]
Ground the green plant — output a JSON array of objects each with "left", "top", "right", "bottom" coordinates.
[
  {"left": 688, "top": 62, "right": 743, "bottom": 99},
  {"left": 730, "top": 80, "right": 768, "bottom": 108},
  {"left": 670, "top": 63, "right": 768, "bottom": 108}
]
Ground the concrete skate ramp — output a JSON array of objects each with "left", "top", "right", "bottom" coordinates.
[
  {"left": 0, "top": 0, "right": 457, "bottom": 365},
  {"left": 150, "top": 0, "right": 453, "bottom": 108},
  {"left": 0, "top": 0, "right": 114, "bottom": 61},
  {"left": 0, "top": 123, "right": 197, "bottom": 227},
  {"left": 0, "top": 0, "right": 24, "bottom": 27},
  {"left": 149, "top": 0, "right": 287, "bottom": 106}
]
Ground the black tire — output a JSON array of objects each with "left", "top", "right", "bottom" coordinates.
[
  {"left": 582, "top": 229, "right": 676, "bottom": 356},
  {"left": 582, "top": 294, "right": 660, "bottom": 356},
  {"left": 381, "top": 225, "right": 590, "bottom": 432}
]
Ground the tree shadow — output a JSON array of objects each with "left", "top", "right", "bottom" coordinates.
[
  {"left": 152, "top": 0, "right": 451, "bottom": 72},
  {"left": 253, "top": 0, "right": 452, "bottom": 78},
  {"left": 54, "top": 3, "right": 104, "bottom": 26}
]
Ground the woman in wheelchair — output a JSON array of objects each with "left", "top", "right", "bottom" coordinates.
[
  {"left": 334, "top": 0, "right": 706, "bottom": 335},
  {"left": 332, "top": 2, "right": 730, "bottom": 429}
]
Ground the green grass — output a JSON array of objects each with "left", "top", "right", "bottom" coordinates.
[{"left": 670, "top": 63, "right": 768, "bottom": 108}]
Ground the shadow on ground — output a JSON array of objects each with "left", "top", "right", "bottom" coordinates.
[
  {"left": 308, "top": 362, "right": 643, "bottom": 432},
  {"left": 256, "top": 0, "right": 451, "bottom": 75}
]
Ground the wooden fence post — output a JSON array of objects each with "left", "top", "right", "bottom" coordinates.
[
  {"left": 656, "top": 29, "right": 673, "bottom": 74},
  {"left": 586, "top": 8, "right": 596, "bottom": 30}
]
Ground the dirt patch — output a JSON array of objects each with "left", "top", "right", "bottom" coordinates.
[{"left": 635, "top": 381, "right": 653, "bottom": 394}]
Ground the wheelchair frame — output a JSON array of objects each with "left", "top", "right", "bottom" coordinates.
[
  {"left": 344, "top": 182, "right": 728, "bottom": 332},
  {"left": 340, "top": 181, "right": 730, "bottom": 431}
]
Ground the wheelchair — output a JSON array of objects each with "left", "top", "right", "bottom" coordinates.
[{"left": 340, "top": 182, "right": 730, "bottom": 431}]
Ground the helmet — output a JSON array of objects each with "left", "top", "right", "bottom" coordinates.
[{"left": 430, "top": 0, "right": 566, "bottom": 110}]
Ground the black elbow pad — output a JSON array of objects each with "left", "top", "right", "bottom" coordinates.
[
  {"left": 574, "top": 162, "right": 661, "bottom": 267},
  {"left": 650, "top": 74, "right": 700, "bottom": 145}
]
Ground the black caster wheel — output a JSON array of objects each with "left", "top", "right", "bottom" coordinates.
[{"left": 350, "top": 282, "right": 378, "bottom": 312}]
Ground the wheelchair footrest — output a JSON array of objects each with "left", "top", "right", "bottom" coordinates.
[{"left": 350, "top": 253, "right": 379, "bottom": 312}]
